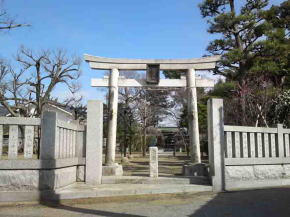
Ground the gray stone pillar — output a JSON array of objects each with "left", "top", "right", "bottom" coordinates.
[
  {"left": 149, "top": 147, "right": 158, "bottom": 178},
  {"left": 207, "top": 98, "right": 225, "bottom": 192},
  {"left": 186, "top": 68, "right": 201, "bottom": 163},
  {"left": 105, "top": 68, "right": 119, "bottom": 166},
  {"left": 86, "top": 100, "right": 103, "bottom": 185},
  {"left": 40, "top": 111, "right": 58, "bottom": 159}
]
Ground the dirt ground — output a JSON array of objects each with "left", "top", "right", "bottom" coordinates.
[{"left": 115, "top": 152, "right": 191, "bottom": 177}]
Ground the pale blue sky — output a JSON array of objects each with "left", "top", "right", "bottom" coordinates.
[{"left": 1, "top": 0, "right": 284, "bottom": 103}]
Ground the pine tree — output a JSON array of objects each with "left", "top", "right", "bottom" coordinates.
[
  {"left": 199, "top": 0, "right": 289, "bottom": 125},
  {"left": 199, "top": 0, "right": 270, "bottom": 80}
]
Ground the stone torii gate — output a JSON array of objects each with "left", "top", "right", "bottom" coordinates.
[{"left": 84, "top": 54, "right": 219, "bottom": 175}]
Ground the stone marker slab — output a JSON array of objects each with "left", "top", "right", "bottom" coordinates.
[
  {"left": 149, "top": 147, "right": 158, "bottom": 178},
  {"left": 8, "top": 125, "right": 18, "bottom": 159},
  {"left": 24, "top": 126, "right": 34, "bottom": 159}
]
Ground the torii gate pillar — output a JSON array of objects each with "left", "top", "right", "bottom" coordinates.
[
  {"left": 106, "top": 68, "right": 119, "bottom": 166},
  {"left": 187, "top": 68, "right": 201, "bottom": 163}
]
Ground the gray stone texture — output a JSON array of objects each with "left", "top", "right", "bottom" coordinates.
[
  {"left": 105, "top": 68, "right": 119, "bottom": 166},
  {"left": 84, "top": 54, "right": 220, "bottom": 70},
  {"left": 187, "top": 68, "right": 201, "bottom": 163},
  {"left": 225, "top": 164, "right": 290, "bottom": 190},
  {"left": 86, "top": 100, "right": 103, "bottom": 185},
  {"left": 207, "top": 98, "right": 225, "bottom": 192},
  {"left": 225, "top": 166, "right": 255, "bottom": 181},
  {"left": 149, "top": 147, "right": 158, "bottom": 178},
  {"left": 40, "top": 112, "right": 58, "bottom": 160},
  {"left": 102, "top": 164, "right": 123, "bottom": 176},
  {"left": 0, "top": 166, "right": 76, "bottom": 191},
  {"left": 24, "top": 126, "right": 34, "bottom": 159},
  {"left": 77, "top": 165, "right": 85, "bottom": 182},
  {"left": 8, "top": 125, "right": 18, "bottom": 159}
]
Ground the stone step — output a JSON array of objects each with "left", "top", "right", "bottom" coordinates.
[
  {"left": 102, "top": 176, "right": 190, "bottom": 184},
  {"left": 0, "top": 181, "right": 212, "bottom": 202},
  {"left": 52, "top": 183, "right": 213, "bottom": 201},
  {"left": 102, "top": 176, "right": 210, "bottom": 185}
]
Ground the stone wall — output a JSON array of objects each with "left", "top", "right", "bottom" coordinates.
[
  {"left": 225, "top": 164, "right": 290, "bottom": 190},
  {"left": 0, "top": 166, "right": 77, "bottom": 191}
]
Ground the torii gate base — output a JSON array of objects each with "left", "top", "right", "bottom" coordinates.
[
  {"left": 103, "top": 164, "right": 123, "bottom": 176},
  {"left": 183, "top": 162, "right": 209, "bottom": 177},
  {"left": 85, "top": 55, "right": 220, "bottom": 177}
]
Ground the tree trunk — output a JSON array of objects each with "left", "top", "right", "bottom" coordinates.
[
  {"left": 129, "top": 135, "right": 132, "bottom": 155},
  {"left": 142, "top": 133, "right": 146, "bottom": 157}
]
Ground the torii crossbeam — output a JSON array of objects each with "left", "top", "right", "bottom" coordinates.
[{"left": 84, "top": 54, "right": 220, "bottom": 169}]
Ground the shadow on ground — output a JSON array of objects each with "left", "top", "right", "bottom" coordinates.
[
  {"left": 190, "top": 188, "right": 290, "bottom": 217},
  {"left": 40, "top": 202, "right": 145, "bottom": 217}
]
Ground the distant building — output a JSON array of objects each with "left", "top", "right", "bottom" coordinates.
[
  {"left": 0, "top": 103, "right": 75, "bottom": 122},
  {"left": 0, "top": 107, "right": 10, "bottom": 117},
  {"left": 157, "top": 127, "right": 188, "bottom": 152}
]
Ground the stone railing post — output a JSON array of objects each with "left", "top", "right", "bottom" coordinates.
[
  {"left": 277, "top": 124, "right": 284, "bottom": 158},
  {"left": 40, "top": 111, "right": 58, "bottom": 160},
  {"left": 86, "top": 100, "right": 103, "bottom": 185},
  {"left": 207, "top": 98, "right": 225, "bottom": 192}
]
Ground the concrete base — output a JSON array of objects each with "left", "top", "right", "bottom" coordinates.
[
  {"left": 102, "top": 164, "right": 123, "bottom": 176},
  {"left": 182, "top": 163, "right": 209, "bottom": 177}
]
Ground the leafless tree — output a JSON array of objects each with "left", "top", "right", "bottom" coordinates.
[
  {"left": 0, "top": 1, "right": 29, "bottom": 31},
  {"left": 116, "top": 71, "right": 175, "bottom": 156},
  {"left": 0, "top": 46, "right": 81, "bottom": 117}
]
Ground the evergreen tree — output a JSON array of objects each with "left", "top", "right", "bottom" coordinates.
[
  {"left": 252, "top": 0, "right": 290, "bottom": 87},
  {"left": 199, "top": 0, "right": 270, "bottom": 80},
  {"left": 199, "top": 0, "right": 289, "bottom": 126}
]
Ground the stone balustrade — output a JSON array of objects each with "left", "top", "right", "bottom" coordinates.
[
  {"left": 208, "top": 98, "right": 290, "bottom": 192},
  {"left": 0, "top": 117, "right": 41, "bottom": 159}
]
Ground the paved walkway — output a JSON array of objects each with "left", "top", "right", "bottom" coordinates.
[{"left": 1, "top": 187, "right": 290, "bottom": 217}]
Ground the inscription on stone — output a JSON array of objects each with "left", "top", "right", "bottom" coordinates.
[
  {"left": 146, "top": 64, "right": 160, "bottom": 84},
  {"left": 149, "top": 147, "right": 158, "bottom": 178},
  {"left": 8, "top": 125, "right": 18, "bottom": 159},
  {"left": 24, "top": 126, "right": 34, "bottom": 159}
]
